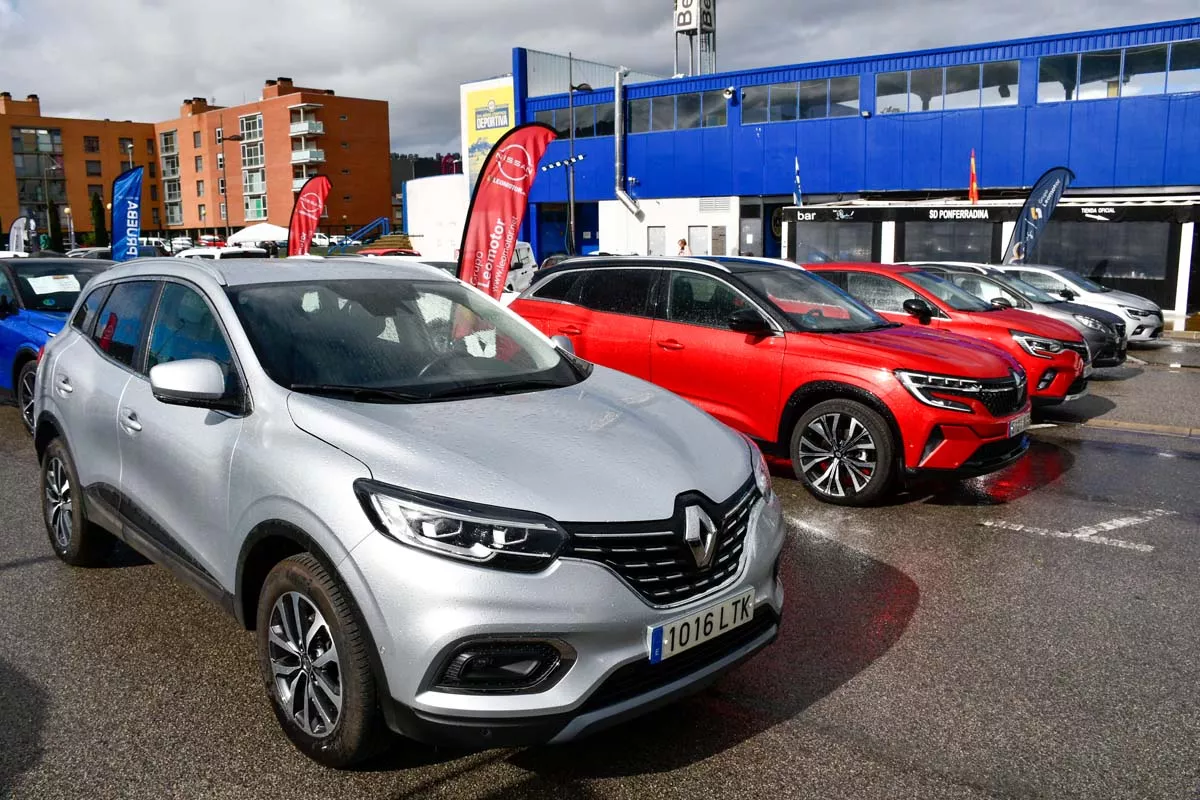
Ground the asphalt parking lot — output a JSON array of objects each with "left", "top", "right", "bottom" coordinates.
[{"left": 2, "top": 346, "right": 1199, "bottom": 800}]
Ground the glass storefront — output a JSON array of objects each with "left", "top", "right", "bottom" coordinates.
[
  {"left": 792, "top": 221, "right": 875, "bottom": 263},
  {"left": 902, "top": 221, "right": 996, "bottom": 262},
  {"left": 1031, "top": 220, "right": 1177, "bottom": 308}
]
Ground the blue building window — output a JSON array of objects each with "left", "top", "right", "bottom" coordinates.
[
  {"left": 1039, "top": 41, "right": 1200, "bottom": 103},
  {"left": 742, "top": 78, "right": 860, "bottom": 123},
  {"left": 878, "top": 62, "right": 1018, "bottom": 113}
]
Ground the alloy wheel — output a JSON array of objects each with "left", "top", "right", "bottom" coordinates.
[
  {"left": 797, "top": 412, "right": 877, "bottom": 499},
  {"left": 268, "top": 592, "right": 343, "bottom": 739},
  {"left": 45, "top": 457, "right": 73, "bottom": 550},
  {"left": 19, "top": 368, "right": 36, "bottom": 430}
]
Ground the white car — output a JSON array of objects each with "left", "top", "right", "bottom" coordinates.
[
  {"left": 139, "top": 237, "right": 171, "bottom": 252},
  {"left": 996, "top": 264, "right": 1165, "bottom": 343},
  {"left": 170, "top": 237, "right": 194, "bottom": 253},
  {"left": 175, "top": 246, "right": 268, "bottom": 260},
  {"left": 0, "top": 251, "right": 29, "bottom": 258}
]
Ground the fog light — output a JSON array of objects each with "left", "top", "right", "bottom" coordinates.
[
  {"left": 437, "top": 642, "right": 565, "bottom": 693},
  {"left": 1037, "top": 369, "right": 1057, "bottom": 391},
  {"left": 1132, "top": 326, "right": 1146, "bottom": 337}
]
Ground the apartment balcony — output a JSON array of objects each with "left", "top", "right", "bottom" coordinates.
[
  {"left": 292, "top": 177, "right": 308, "bottom": 192},
  {"left": 289, "top": 120, "right": 325, "bottom": 136},
  {"left": 290, "top": 149, "right": 325, "bottom": 165}
]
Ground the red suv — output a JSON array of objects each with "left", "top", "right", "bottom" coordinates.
[
  {"left": 806, "top": 263, "right": 1090, "bottom": 405},
  {"left": 510, "top": 257, "right": 1032, "bottom": 506}
]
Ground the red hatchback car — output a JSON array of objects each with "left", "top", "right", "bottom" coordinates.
[
  {"left": 510, "top": 256, "right": 1033, "bottom": 506},
  {"left": 807, "top": 263, "right": 1090, "bottom": 405}
]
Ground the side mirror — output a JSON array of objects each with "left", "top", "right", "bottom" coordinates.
[
  {"left": 550, "top": 334, "right": 575, "bottom": 355},
  {"left": 1059, "top": 289, "right": 1077, "bottom": 301},
  {"left": 728, "top": 308, "right": 772, "bottom": 336},
  {"left": 990, "top": 297, "right": 1013, "bottom": 309},
  {"left": 902, "top": 298, "right": 934, "bottom": 324},
  {"left": 150, "top": 359, "right": 236, "bottom": 410}
]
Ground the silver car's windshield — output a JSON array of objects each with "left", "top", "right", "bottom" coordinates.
[
  {"left": 1057, "top": 269, "right": 1112, "bottom": 293},
  {"left": 228, "top": 278, "right": 584, "bottom": 402}
]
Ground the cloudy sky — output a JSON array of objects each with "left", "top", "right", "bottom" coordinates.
[{"left": 0, "top": 0, "right": 1195, "bottom": 153}]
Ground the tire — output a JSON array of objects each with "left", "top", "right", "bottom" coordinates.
[
  {"left": 41, "top": 438, "right": 115, "bottom": 566},
  {"left": 790, "top": 399, "right": 896, "bottom": 507},
  {"left": 256, "top": 553, "right": 385, "bottom": 767},
  {"left": 16, "top": 359, "right": 37, "bottom": 435}
]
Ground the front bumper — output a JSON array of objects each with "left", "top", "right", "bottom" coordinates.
[
  {"left": 1083, "top": 330, "right": 1126, "bottom": 368},
  {"left": 907, "top": 434, "right": 1029, "bottom": 479},
  {"left": 1126, "top": 315, "right": 1164, "bottom": 343},
  {"left": 342, "top": 490, "right": 787, "bottom": 748}
]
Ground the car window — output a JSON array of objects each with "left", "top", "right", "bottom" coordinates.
[
  {"left": 91, "top": 281, "right": 157, "bottom": 368},
  {"left": 228, "top": 278, "right": 581, "bottom": 400},
  {"left": 949, "top": 274, "right": 1024, "bottom": 308},
  {"left": 904, "top": 271, "right": 993, "bottom": 312},
  {"left": 146, "top": 283, "right": 236, "bottom": 388},
  {"left": 531, "top": 271, "right": 585, "bottom": 302},
  {"left": 577, "top": 269, "right": 656, "bottom": 316},
  {"left": 666, "top": 271, "right": 752, "bottom": 329},
  {"left": 836, "top": 272, "right": 920, "bottom": 313},
  {"left": 71, "top": 286, "right": 110, "bottom": 335},
  {"left": 1011, "top": 270, "right": 1065, "bottom": 293}
]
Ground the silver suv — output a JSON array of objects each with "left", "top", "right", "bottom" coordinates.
[{"left": 33, "top": 258, "right": 784, "bottom": 767}]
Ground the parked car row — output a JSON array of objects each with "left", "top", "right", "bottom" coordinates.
[{"left": 9, "top": 250, "right": 1164, "bottom": 770}]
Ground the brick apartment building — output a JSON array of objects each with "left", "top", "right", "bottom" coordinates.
[
  {"left": 2, "top": 78, "right": 391, "bottom": 242},
  {"left": 0, "top": 92, "right": 160, "bottom": 241},
  {"left": 154, "top": 78, "right": 390, "bottom": 236}
]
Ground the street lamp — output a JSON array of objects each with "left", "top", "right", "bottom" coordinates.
[
  {"left": 123, "top": 141, "right": 134, "bottom": 171},
  {"left": 566, "top": 52, "right": 592, "bottom": 257},
  {"left": 63, "top": 207, "right": 75, "bottom": 249},
  {"left": 219, "top": 122, "right": 245, "bottom": 239},
  {"left": 41, "top": 163, "right": 61, "bottom": 234}
]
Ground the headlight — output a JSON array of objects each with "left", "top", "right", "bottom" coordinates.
[
  {"left": 738, "top": 433, "right": 774, "bottom": 501},
  {"left": 1120, "top": 305, "right": 1154, "bottom": 320},
  {"left": 895, "top": 370, "right": 982, "bottom": 413},
  {"left": 354, "top": 480, "right": 566, "bottom": 571},
  {"left": 1010, "top": 331, "right": 1065, "bottom": 359},
  {"left": 1072, "top": 314, "right": 1110, "bottom": 334}
]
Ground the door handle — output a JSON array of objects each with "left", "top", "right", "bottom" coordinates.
[
  {"left": 119, "top": 408, "right": 142, "bottom": 433},
  {"left": 656, "top": 339, "right": 685, "bottom": 351},
  {"left": 556, "top": 326, "right": 582, "bottom": 335},
  {"left": 55, "top": 375, "right": 73, "bottom": 395}
]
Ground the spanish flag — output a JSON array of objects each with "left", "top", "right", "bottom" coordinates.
[{"left": 969, "top": 149, "right": 980, "bottom": 205}]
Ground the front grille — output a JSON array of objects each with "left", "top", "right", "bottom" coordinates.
[
  {"left": 964, "top": 435, "right": 1029, "bottom": 470},
  {"left": 1064, "top": 340, "right": 1091, "bottom": 365},
  {"left": 565, "top": 480, "right": 758, "bottom": 606},
  {"left": 580, "top": 609, "right": 779, "bottom": 712},
  {"left": 978, "top": 373, "right": 1027, "bottom": 417}
]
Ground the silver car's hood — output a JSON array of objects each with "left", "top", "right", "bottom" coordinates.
[
  {"left": 286, "top": 367, "right": 752, "bottom": 523},
  {"left": 1098, "top": 289, "right": 1160, "bottom": 313}
]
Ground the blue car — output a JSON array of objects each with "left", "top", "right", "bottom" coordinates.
[{"left": 0, "top": 257, "right": 112, "bottom": 431}]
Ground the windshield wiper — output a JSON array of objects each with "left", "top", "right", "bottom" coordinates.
[
  {"left": 428, "top": 379, "right": 568, "bottom": 401},
  {"left": 288, "top": 384, "right": 427, "bottom": 403}
]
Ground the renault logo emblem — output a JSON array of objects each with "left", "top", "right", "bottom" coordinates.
[{"left": 684, "top": 506, "right": 719, "bottom": 569}]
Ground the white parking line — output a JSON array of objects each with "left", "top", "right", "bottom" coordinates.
[{"left": 979, "top": 509, "right": 1178, "bottom": 554}]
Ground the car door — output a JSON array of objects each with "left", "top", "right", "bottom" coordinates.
[
  {"left": 117, "top": 280, "right": 245, "bottom": 590},
  {"left": 540, "top": 267, "right": 658, "bottom": 379},
  {"left": 0, "top": 267, "right": 23, "bottom": 391},
  {"left": 48, "top": 280, "right": 156, "bottom": 515},
  {"left": 649, "top": 269, "right": 786, "bottom": 441}
]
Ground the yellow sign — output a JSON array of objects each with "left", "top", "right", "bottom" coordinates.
[{"left": 463, "top": 81, "right": 515, "bottom": 188}]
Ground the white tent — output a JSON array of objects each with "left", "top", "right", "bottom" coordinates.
[{"left": 227, "top": 223, "right": 289, "bottom": 245}]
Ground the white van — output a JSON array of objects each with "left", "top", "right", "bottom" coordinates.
[{"left": 175, "top": 246, "right": 268, "bottom": 260}]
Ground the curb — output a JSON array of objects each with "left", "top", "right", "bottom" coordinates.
[
  {"left": 1077, "top": 419, "right": 1200, "bottom": 439},
  {"left": 1165, "top": 330, "right": 1200, "bottom": 341}
]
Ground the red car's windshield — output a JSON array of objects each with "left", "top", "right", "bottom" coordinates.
[{"left": 740, "top": 270, "right": 892, "bottom": 333}]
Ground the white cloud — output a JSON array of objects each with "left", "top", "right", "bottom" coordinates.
[{"left": 0, "top": 0, "right": 1194, "bottom": 153}]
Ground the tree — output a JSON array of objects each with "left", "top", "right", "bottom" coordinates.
[
  {"left": 46, "top": 200, "right": 64, "bottom": 252},
  {"left": 90, "top": 192, "right": 108, "bottom": 247}
]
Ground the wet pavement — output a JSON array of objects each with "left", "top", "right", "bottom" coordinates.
[
  {"left": 1132, "top": 338, "right": 1200, "bottom": 370},
  {"left": 2, "top": 370, "right": 1200, "bottom": 799}
]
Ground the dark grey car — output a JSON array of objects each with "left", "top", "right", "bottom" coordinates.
[{"left": 911, "top": 263, "right": 1127, "bottom": 367}]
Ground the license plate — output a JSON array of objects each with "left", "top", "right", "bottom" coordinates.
[
  {"left": 648, "top": 589, "right": 755, "bottom": 664},
  {"left": 1009, "top": 411, "right": 1032, "bottom": 438}
]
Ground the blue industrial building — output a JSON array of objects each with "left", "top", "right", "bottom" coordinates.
[{"left": 510, "top": 17, "right": 1200, "bottom": 321}]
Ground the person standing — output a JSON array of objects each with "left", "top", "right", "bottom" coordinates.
[{"left": 677, "top": 238, "right": 692, "bottom": 256}]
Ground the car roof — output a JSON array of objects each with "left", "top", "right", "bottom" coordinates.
[
  {"left": 534, "top": 254, "right": 819, "bottom": 282},
  {"left": 95, "top": 256, "right": 456, "bottom": 287},
  {"left": 804, "top": 262, "right": 919, "bottom": 274}
]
